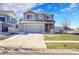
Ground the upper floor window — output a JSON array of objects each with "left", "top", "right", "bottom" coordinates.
[
  {"left": 7, "top": 16, "right": 16, "bottom": 24},
  {"left": 0, "top": 17, "right": 5, "bottom": 22},
  {"left": 27, "top": 14, "right": 32, "bottom": 19},
  {"left": 39, "top": 15, "right": 42, "bottom": 18},
  {"left": 11, "top": 17, "right": 16, "bottom": 24},
  {"left": 47, "top": 16, "right": 50, "bottom": 19},
  {"left": 47, "top": 16, "right": 52, "bottom": 20}
]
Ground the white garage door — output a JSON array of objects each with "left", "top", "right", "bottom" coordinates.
[{"left": 25, "top": 24, "right": 43, "bottom": 33}]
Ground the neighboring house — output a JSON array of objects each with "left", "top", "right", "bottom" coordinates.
[
  {"left": 0, "top": 10, "right": 17, "bottom": 33},
  {"left": 18, "top": 11, "right": 55, "bottom": 33}
]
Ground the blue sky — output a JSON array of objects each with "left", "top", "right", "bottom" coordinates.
[
  {"left": 31, "top": 3, "right": 79, "bottom": 28},
  {"left": 0, "top": 3, "right": 79, "bottom": 28}
]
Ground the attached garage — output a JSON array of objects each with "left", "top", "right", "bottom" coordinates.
[{"left": 25, "top": 24, "right": 44, "bottom": 33}]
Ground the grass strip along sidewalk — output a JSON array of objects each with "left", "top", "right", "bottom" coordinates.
[
  {"left": 44, "top": 34, "right": 79, "bottom": 40},
  {"left": 46, "top": 42, "right": 79, "bottom": 49}
]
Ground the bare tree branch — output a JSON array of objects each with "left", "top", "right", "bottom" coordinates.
[{"left": 60, "top": 17, "right": 71, "bottom": 33}]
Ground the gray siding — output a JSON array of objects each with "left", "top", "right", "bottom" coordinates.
[
  {"left": 6, "top": 16, "right": 16, "bottom": 24},
  {"left": 0, "top": 15, "right": 17, "bottom": 33},
  {"left": 0, "top": 23, "right": 2, "bottom": 32},
  {"left": 24, "top": 13, "right": 53, "bottom": 21}
]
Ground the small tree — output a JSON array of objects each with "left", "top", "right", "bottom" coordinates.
[{"left": 60, "top": 17, "right": 71, "bottom": 33}]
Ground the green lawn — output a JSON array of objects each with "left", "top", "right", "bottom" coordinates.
[
  {"left": 46, "top": 42, "right": 79, "bottom": 49},
  {"left": 44, "top": 34, "right": 79, "bottom": 40}
]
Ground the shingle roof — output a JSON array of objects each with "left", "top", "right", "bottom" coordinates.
[
  {"left": 24, "top": 10, "right": 54, "bottom": 16},
  {"left": 19, "top": 20, "right": 55, "bottom": 23},
  {"left": 0, "top": 10, "right": 16, "bottom": 18}
]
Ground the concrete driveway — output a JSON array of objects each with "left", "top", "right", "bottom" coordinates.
[
  {"left": 0, "top": 34, "right": 47, "bottom": 49},
  {"left": 21, "top": 34, "right": 47, "bottom": 49}
]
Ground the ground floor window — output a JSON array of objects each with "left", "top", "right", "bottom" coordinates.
[
  {"left": 2, "top": 23, "right": 8, "bottom": 32},
  {"left": 0, "top": 17, "right": 5, "bottom": 22}
]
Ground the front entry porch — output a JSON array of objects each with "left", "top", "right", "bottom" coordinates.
[{"left": 45, "top": 24, "right": 54, "bottom": 33}]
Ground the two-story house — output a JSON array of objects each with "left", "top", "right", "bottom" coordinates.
[
  {"left": 19, "top": 11, "right": 55, "bottom": 33},
  {"left": 0, "top": 10, "right": 17, "bottom": 33}
]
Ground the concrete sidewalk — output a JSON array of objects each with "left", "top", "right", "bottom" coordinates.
[{"left": 0, "top": 49, "right": 79, "bottom": 55}]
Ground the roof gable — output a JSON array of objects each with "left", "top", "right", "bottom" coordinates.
[
  {"left": 0, "top": 10, "right": 16, "bottom": 18},
  {"left": 24, "top": 10, "right": 54, "bottom": 16},
  {"left": 24, "top": 10, "right": 37, "bottom": 15}
]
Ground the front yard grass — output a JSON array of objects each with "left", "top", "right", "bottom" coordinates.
[
  {"left": 46, "top": 42, "right": 79, "bottom": 49},
  {"left": 44, "top": 34, "right": 79, "bottom": 40}
]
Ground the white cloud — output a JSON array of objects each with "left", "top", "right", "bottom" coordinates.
[
  {"left": 0, "top": 3, "right": 37, "bottom": 19},
  {"left": 0, "top": 3, "right": 37, "bottom": 11},
  {"left": 33, "top": 8, "right": 43, "bottom": 12},
  {"left": 72, "top": 13, "right": 79, "bottom": 16},
  {"left": 54, "top": 13, "right": 59, "bottom": 17},
  {"left": 36, "top": 8, "right": 42, "bottom": 12},
  {"left": 54, "top": 6, "right": 57, "bottom": 10},
  {"left": 55, "top": 13, "right": 58, "bottom": 16},
  {"left": 60, "top": 3, "right": 79, "bottom": 12},
  {"left": 70, "top": 3, "right": 78, "bottom": 8},
  {"left": 32, "top": 3, "right": 44, "bottom": 12},
  {"left": 38, "top": 3, "right": 44, "bottom": 6},
  {"left": 59, "top": 3, "right": 66, "bottom": 6}
]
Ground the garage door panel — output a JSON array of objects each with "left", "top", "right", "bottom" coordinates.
[{"left": 25, "top": 24, "right": 43, "bottom": 33}]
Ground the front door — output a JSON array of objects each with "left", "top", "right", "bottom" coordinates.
[
  {"left": 2, "top": 23, "right": 8, "bottom": 32},
  {"left": 45, "top": 24, "right": 49, "bottom": 32}
]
